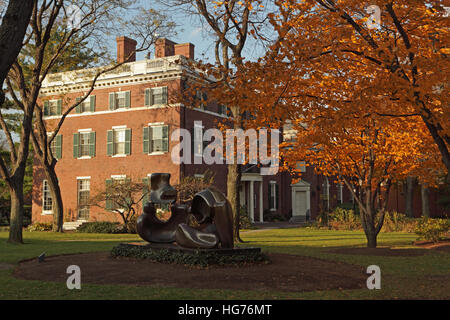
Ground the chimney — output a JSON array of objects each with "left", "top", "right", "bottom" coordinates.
[
  {"left": 117, "top": 36, "right": 137, "bottom": 63},
  {"left": 155, "top": 38, "right": 176, "bottom": 58},
  {"left": 174, "top": 43, "right": 195, "bottom": 60}
]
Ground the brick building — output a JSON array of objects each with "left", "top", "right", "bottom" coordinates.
[{"left": 36, "top": 36, "right": 418, "bottom": 229}]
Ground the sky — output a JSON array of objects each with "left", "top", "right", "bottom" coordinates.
[{"left": 115, "top": 0, "right": 270, "bottom": 64}]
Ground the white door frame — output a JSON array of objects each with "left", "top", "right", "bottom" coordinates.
[
  {"left": 241, "top": 173, "right": 263, "bottom": 222},
  {"left": 291, "top": 180, "right": 311, "bottom": 218}
]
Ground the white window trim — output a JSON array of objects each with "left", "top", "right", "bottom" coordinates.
[
  {"left": 77, "top": 176, "right": 91, "bottom": 180},
  {"left": 111, "top": 127, "right": 128, "bottom": 157},
  {"left": 148, "top": 86, "right": 167, "bottom": 107},
  {"left": 147, "top": 123, "right": 169, "bottom": 155},
  {"left": 42, "top": 180, "right": 53, "bottom": 215},
  {"left": 269, "top": 181, "right": 277, "bottom": 211},
  {"left": 111, "top": 174, "right": 127, "bottom": 179},
  {"left": 78, "top": 128, "right": 92, "bottom": 132}
]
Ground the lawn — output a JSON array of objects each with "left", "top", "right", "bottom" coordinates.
[{"left": 0, "top": 228, "right": 448, "bottom": 300}]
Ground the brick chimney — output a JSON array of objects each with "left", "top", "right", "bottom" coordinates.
[
  {"left": 155, "top": 38, "right": 176, "bottom": 58},
  {"left": 155, "top": 38, "right": 195, "bottom": 59},
  {"left": 117, "top": 36, "right": 137, "bottom": 63},
  {"left": 174, "top": 43, "right": 195, "bottom": 60}
]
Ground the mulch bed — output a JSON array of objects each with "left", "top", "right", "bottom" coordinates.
[
  {"left": 330, "top": 242, "right": 450, "bottom": 256},
  {"left": 13, "top": 252, "right": 367, "bottom": 292}
]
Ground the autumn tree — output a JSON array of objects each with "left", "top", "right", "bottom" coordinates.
[
  {"left": 159, "top": 0, "right": 274, "bottom": 242},
  {"left": 217, "top": 0, "right": 448, "bottom": 247}
]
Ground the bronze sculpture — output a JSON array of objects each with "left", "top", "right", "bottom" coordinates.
[{"left": 137, "top": 173, "right": 234, "bottom": 249}]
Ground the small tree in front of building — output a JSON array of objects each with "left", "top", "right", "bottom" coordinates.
[{"left": 89, "top": 178, "right": 147, "bottom": 233}]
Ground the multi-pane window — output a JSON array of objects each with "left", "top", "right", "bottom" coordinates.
[
  {"left": 44, "top": 99, "right": 62, "bottom": 116},
  {"left": 143, "top": 125, "right": 168, "bottom": 154},
  {"left": 145, "top": 87, "right": 168, "bottom": 106},
  {"left": 114, "top": 129, "right": 126, "bottom": 155},
  {"left": 73, "top": 131, "right": 96, "bottom": 158},
  {"left": 79, "top": 132, "right": 91, "bottom": 157},
  {"left": 76, "top": 96, "right": 95, "bottom": 113},
  {"left": 107, "top": 128, "right": 131, "bottom": 156},
  {"left": 77, "top": 179, "right": 90, "bottom": 220},
  {"left": 269, "top": 182, "right": 278, "bottom": 210},
  {"left": 109, "top": 91, "right": 130, "bottom": 110},
  {"left": 49, "top": 135, "right": 62, "bottom": 159},
  {"left": 106, "top": 176, "right": 127, "bottom": 210},
  {"left": 43, "top": 180, "right": 53, "bottom": 213}
]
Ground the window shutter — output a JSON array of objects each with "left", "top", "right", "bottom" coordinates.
[
  {"left": 275, "top": 183, "right": 279, "bottom": 209},
  {"left": 75, "top": 97, "right": 81, "bottom": 113},
  {"left": 145, "top": 88, "right": 151, "bottom": 106},
  {"left": 125, "top": 128, "right": 131, "bottom": 155},
  {"left": 162, "top": 86, "right": 168, "bottom": 104},
  {"left": 125, "top": 91, "right": 131, "bottom": 108},
  {"left": 162, "top": 125, "right": 169, "bottom": 152},
  {"left": 106, "top": 130, "right": 114, "bottom": 156},
  {"left": 142, "top": 177, "right": 150, "bottom": 207},
  {"left": 73, "top": 133, "right": 80, "bottom": 158},
  {"left": 143, "top": 127, "right": 149, "bottom": 154},
  {"left": 89, "top": 131, "right": 96, "bottom": 157},
  {"left": 55, "top": 135, "right": 62, "bottom": 160},
  {"left": 43, "top": 101, "right": 49, "bottom": 116},
  {"left": 105, "top": 179, "right": 113, "bottom": 210},
  {"left": 57, "top": 99, "right": 62, "bottom": 115},
  {"left": 109, "top": 93, "right": 116, "bottom": 110},
  {"left": 90, "top": 95, "right": 96, "bottom": 112}
]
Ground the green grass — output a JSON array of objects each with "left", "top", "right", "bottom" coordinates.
[{"left": 0, "top": 229, "right": 448, "bottom": 300}]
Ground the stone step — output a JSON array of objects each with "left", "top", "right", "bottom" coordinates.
[
  {"left": 289, "top": 215, "right": 306, "bottom": 223},
  {"left": 63, "top": 220, "right": 88, "bottom": 231}
]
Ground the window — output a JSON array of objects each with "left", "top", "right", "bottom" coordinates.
[
  {"left": 322, "top": 178, "right": 330, "bottom": 210},
  {"left": 143, "top": 125, "right": 168, "bottom": 154},
  {"left": 73, "top": 131, "right": 96, "bottom": 158},
  {"left": 42, "top": 180, "right": 53, "bottom": 213},
  {"left": 109, "top": 91, "right": 130, "bottom": 110},
  {"left": 114, "top": 129, "right": 126, "bottom": 155},
  {"left": 218, "top": 105, "right": 227, "bottom": 115},
  {"left": 106, "top": 176, "right": 128, "bottom": 210},
  {"left": 77, "top": 179, "right": 90, "bottom": 220},
  {"left": 76, "top": 96, "right": 95, "bottom": 113},
  {"left": 44, "top": 99, "right": 62, "bottom": 116},
  {"left": 269, "top": 182, "right": 278, "bottom": 210},
  {"left": 79, "top": 132, "right": 91, "bottom": 157},
  {"left": 145, "top": 87, "right": 168, "bottom": 106},
  {"left": 195, "top": 90, "right": 207, "bottom": 109},
  {"left": 107, "top": 128, "right": 131, "bottom": 156},
  {"left": 49, "top": 135, "right": 62, "bottom": 160}
]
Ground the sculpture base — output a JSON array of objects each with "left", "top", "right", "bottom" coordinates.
[{"left": 118, "top": 242, "right": 261, "bottom": 256}]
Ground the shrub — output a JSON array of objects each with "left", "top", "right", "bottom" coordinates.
[
  {"left": 26, "top": 222, "right": 53, "bottom": 232},
  {"left": 381, "top": 211, "right": 416, "bottom": 233},
  {"left": 328, "top": 208, "right": 361, "bottom": 230},
  {"left": 77, "top": 221, "right": 123, "bottom": 234},
  {"left": 415, "top": 217, "right": 450, "bottom": 243},
  {"left": 239, "top": 206, "right": 252, "bottom": 229},
  {"left": 111, "top": 243, "right": 270, "bottom": 268},
  {"left": 263, "top": 209, "right": 288, "bottom": 222}
]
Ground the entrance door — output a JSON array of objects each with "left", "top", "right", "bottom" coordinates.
[{"left": 294, "top": 191, "right": 307, "bottom": 217}]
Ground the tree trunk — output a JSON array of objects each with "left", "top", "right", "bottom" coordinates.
[
  {"left": 44, "top": 165, "right": 64, "bottom": 232},
  {"left": 8, "top": 179, "right": 24, "bottom": 244},
  {"left": 421, "top": 183, "right": 430, "bottom": 218},
  {"left": 405, "top": 176, "right": 415, "bottom": 217},
  {"left": 228, "top": 162, "right": 242, "bottom": 243}
]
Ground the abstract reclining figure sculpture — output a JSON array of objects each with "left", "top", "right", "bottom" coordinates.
[{"left": 137, "top": 173, "right": 234, "bottom": 249}]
